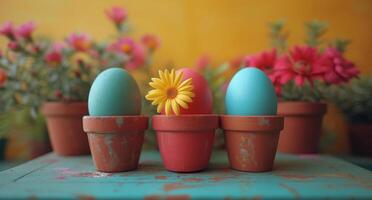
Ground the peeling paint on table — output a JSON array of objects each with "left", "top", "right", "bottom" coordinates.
[{"left": 0, "top": 151, "right": 371, "bottom": 199}]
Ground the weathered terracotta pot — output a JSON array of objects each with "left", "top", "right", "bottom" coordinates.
[
  {"left": 152, "top": 114, "right": 219, "bottom": 172},
  {"left": 42, "top": 102, "right": 90, "bottom": 156},
  {"left": 83, "top": 116, "right": 148, "bottom": 172},
  {"left": 0, "top": 138, "right": 7, "bottom": 160},
  {"left": 277, "top": 102, "right": 327, "bottom": 154},
  {"left": 221, "top": 115, "right": 284, "bottom": 172},
  {"left": 349, "top": 123, "right": 372, "bottom": 156},
  {"left": 29, "top": 139, "right": 52, "bottom": 159}
]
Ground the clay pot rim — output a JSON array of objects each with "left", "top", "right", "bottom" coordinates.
[
  {"left": 221, "top": 115, "right": 284, "bottom": 132},
  {"left": 152, "top": 114, "right": 219, "bottom": 132},
  {"left": 42, "top": 101, "right": 88, "bottom": 116},
  {"left": 83, "top": 116, "right": 148, "bottom": 134},
  {"left": 278, "top": 101, "right": 327, "bottom": 116}
]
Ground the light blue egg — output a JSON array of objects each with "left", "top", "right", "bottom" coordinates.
[
  {"left": 225, "top": 67, "right": 277, "bottom": 116},
  {"left": 88, "top": 68, "right": 141, "bottom": 116}
]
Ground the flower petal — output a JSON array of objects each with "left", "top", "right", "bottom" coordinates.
[
  {"left": 170, "top": 69, "right": 175, "bottom": 86},
  {"left": 149, "top": 78, "right": 166, "bottom": 89},
  {"left": 178, "top": 94, "right": 193, "bottom": 103},
  {"left": 171, "top": 99, "right": 180, "bottom": 115},
  {"left": 179, "top": 91, "right": 195, "bottom": 97},
  {"left": 165, "top": 99, "right": 171, "bottom": 115},
  {"left": 174, "top": 71, "right": 184, "bottom": 87},
  {"left": 175, "top": 98, "right": 188, "bottom": 109},
  {"left": 157, "top": 101, "right": 164, "bottom": 113},
  {"left": 178, "top": 78, "right": 192, "bottom": 88},
  {"left": 179, "top": 85, "right": 193, "bottom": 92}
]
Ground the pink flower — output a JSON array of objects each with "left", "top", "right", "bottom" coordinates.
[
  {"left": 7, "top": 41, "right": 19, "bottom": 50},
  {"left": 126, "top": 44, "right": 145, "bottom": 70},
  {"left": 141, "top": 34, "right": 160, "bottom": 51},
  {"left": 45, "top": 42, "right": 64, "bottom": 65},
  {"left": 0, "top": 21, "right": 15, "bottom": 38},
  {"left": 109, "top": 37, "right": 135, "bottom": 53},
  {"left": 322, "top": 47, "right": 359, "bottom": 84},
  {"left": 16, "top": 21, "right": 35, "bottom": 39},
  {"left": 0, "top": 68, "right": 7, "bottom": 87},
  {"left": 66, "top": 32, "right": 92, "bottom": 52},
  {"left": 245, "top": 49, "right": 277, "bottom": 74},
  {"left": 273, "top": 46, "right": 328, "bottom": 86},
  {"left": 45, "top": 51, "right": 62, "bottom": 65},
  {"left": 110, "top": 37, "right": 145, "bottom": 69},
  {"left": 105, "top": 6, "right": 127, "bottom": 25},
  {"left": 194, "top": 55, "right": 210, "bottom": 72}
]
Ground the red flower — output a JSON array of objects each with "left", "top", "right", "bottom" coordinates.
[
  {"left": 45, "top": 51, "right": 62, "bottom": 65},
  {"left": 45, "top": 42, "right": 64, "bottom": 65},
  {"left": 194, "top": 55, "right": 210, "bottom": 72},
  {"left": 16, "top": 21, "right": 35, "bottom": 39},
  {"left": 55, "top": 90, "right": 63, "bottom": 99},
  {"left": 0, "top": 68, "right": 7, "bottom": 87},
  {"left": 245, "top": 49, "right": 277, "bottom": 75},
  {"left": 109, "top": 37, "right": 135, "bottom": 53},
  {"left": 126, "top": 44, "right": 145, "bottom": 70},
  {"left": 7, "top": 41, "right": 19, "bottom": 50},
  {"left": 0, "top": 21, "right": 15, "bottom": 39},
  {"left": 322, "top": 47, "right": 359, "bottom": 84},
  {"left": 141, "top": 34, "right": 160, "bottom": 51},
  {"left": 273, "top": 46, "right": 328, "bottom": 86},
  {"left": 105, "top": 6, "right": 127, "bottom": 25},
  {"left": 66, "top": 32, "right": 92, "bottom": 52},
  {"left": 110, "top": 37, "right": 145, "bottom": 69}
]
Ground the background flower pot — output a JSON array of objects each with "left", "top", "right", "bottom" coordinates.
[
  {"left": 42, "top": 102, "right": 90, "bottom": 156},
  {"left": 29, "top": 139, "right": 52, "bottom": 159},
  {"left": 277, "top": 102, "right": 327, "bottom": 154},
  {"left": 152, "top": 114, "right": 219, "bottom": 172},
  {"left": 83, "top": 116, "right": 148, "bottom": 172},
  {"left": 221, "top": 115, "right": 284, "bottom": 172},
  {"left": 0, "top": 138, "right": 7, "bottom": 160},
  {"left": 349, "top": 123, "right": 372, "bottom": 156}
]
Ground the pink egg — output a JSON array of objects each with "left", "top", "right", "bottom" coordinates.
[{"left": 177, "top": 68, "right": 213, "bottom": 114}]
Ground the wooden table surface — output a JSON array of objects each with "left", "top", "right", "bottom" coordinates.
[{"left": 0, "top": 151, "right": 371, "bottom": 200}]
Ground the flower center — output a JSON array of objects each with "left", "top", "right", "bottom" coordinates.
[
  {"left": 166, "top": 87, "right": 178, "bottom": 99},
  {"left": 121, "top": 44, "right": 132, "bottom": 54}
]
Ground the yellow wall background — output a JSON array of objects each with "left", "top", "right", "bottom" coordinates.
[
  {"left": 0, "top": 0, "right": 371, "bottom": 73},
  {"left": 0, "top": 0, "right": 371, "bottom": 156}
]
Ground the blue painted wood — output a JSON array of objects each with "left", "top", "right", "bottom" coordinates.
[{"left": 0, "top": 151, "right": 371, "bottom": 200}]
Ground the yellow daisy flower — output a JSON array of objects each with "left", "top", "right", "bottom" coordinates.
[{"left": 146, "top": 69, "right": 195, "bottom": 116}]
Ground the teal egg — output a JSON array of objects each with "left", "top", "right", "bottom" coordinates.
[
  {"left": 225, "top": 67, "right": 277, "bottom": 116},
  {"left": 88, "top": 68, "right": 141, "bottom": 116}
]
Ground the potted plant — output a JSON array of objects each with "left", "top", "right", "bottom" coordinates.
[
  {"left": 0, "top": 6, "right": 160, "bottom": 156},
  {"left": 221, "top": 68, "right": 284, "bottom": 172},
  {"left": 146, "top": 68, "right": 219, "bottom": 172},
  {"left": 241, "top": 20, "right": 359, "bottom": 154},
  {"left": 83, "top": 68, "right": 148, "bottom": 172},
  {"left": 325, "top": 77, "right": 372, "bottom": 156}
]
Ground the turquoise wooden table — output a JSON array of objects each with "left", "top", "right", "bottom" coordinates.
[{"left": 0, "top": 151, "right": 371, "bottom": 200}]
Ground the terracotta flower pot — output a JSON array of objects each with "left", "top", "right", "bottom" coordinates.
[
  {"left": 42, "top": 102, "right": 90, "bottom": 156},
  {"left": 83, "top": 116, "right": 148, "bottom": 172},
  {"left": 221, "top": 115, "right": 284, "bottom": 172},
  {"left": 152, "top": 114, "right": 219, "bottom": 172},
  {"left": 0, "top": 138, "right": 7, "bottom": 161},
  {"left": 349, "top": 123, "right": 372, "bottom": 156},
  {"left": 277, "top": 102, "right": 327, "bottom": 154},
  {"left": 29, "top": 139, "right": 52, "bottom": 159}
]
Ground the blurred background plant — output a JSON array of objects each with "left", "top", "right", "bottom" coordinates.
[
  {"left": 0, "top": 5, "right": 160, "bottom": 159},
  {"left": 325, "top": 76, "right": 372, "bottom": 124},
  {"left": 240, "top": 20, "right": 360, "bottom": 102}
]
